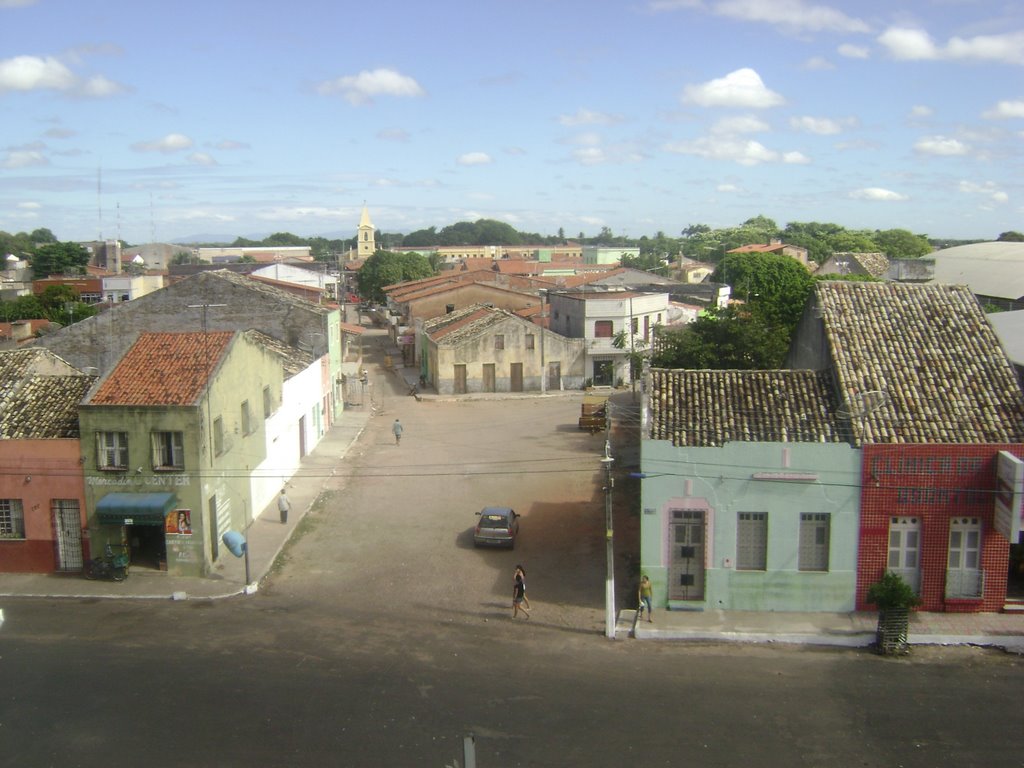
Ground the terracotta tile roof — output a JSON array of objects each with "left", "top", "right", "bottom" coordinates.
[
  {"left": 0, "top": 374, "right": 95, "bottom": 438},
  {"left": 423, "top": 305, "right": 508, "bottom": 343},
  {"left": 243, "top": 330, "right": 313, "bottom": 379},
  {"left": 649, "top": 369, "right": 843, "bottom": 447},
  {"left": 815, "top": 281, "right": 1024, "bottom": 444},
  {"left": 90, "top": 331, "right": 234, "bottom": 406},
  {"left": 0, "top": 350, "right": 95, "bottom": 438}
]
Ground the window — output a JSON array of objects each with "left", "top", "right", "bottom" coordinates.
[
  {"left": 213, "top": 417, "right": 224, "bottom": 456},
  {"left": 594, "top": 320, "right": 613, "bottom": 338},
  {"left": 798, "top": 513, "right": 830, "bottom": 571},
  {"left": 263, "top": 385, "right": 272, "bottom": 418},
  {"left": 97, "top": 431, "right": 128, "bottom": 469},
  {"left": 525, "top": 334, "right": 535, "bottom": 350},
  {"left": 630, "top": 317, "right": 639, "bottom": 335},
  {"left": 0, "top": 499, "right": 24, "bottom": 539},
  {"left": 241, "top": 400, "right": 252, "bottom": 435},
  {"left": 736, "top": 512, "right": 767, "bottom": 570},
  {"left": 495, "top": 335, "right": 505, "bottom": 350},
  {"left": 152, "top": 431, "right": 184, "bottom": 470}
]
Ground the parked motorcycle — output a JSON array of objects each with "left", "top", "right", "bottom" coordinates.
[{"left": 84, "top": 544, "right": 129, "bottom": 582}]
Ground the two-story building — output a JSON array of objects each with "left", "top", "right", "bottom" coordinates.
[
  {"left": 79, "top": 331, "right": 290, "bottom": 577},
  {"left": 547, "top": 290, "right": 669, "bottom": 387}
]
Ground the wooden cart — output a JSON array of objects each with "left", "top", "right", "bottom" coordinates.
[{"left": 578, "top": 394, "right": 609, "bottom": 434}]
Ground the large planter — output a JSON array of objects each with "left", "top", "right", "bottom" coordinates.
[{"left": 875, "top": 607, "right": 910, "bottom": 655}]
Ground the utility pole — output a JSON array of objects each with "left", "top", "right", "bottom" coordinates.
[{"left": 602, "top": 413, "right": 616, "bottom": 640}]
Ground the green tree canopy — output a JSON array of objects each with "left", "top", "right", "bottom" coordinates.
[
  {"left": 652, "top": 307, "right": 790, "bottom": 369},
  {"left": 997, "top": 231, "right": 1024, "bottom": 242},
  {"left": 873, "top": 228, "right": 932, "bottom": 259},
  {"left": 712, "top": 252, "right": 815, "bottom": 330},
  {"left": 356, "top": 250, "right": 435, "bottom": 303},
  {"left": 29, "top": 241, "right": 90, "bottom": 277}
]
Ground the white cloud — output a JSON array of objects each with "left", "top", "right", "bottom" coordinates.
[
  {"left": 910, "top": 105, "right": 932, "bottom": 118},
  {"left": 849, "top": 187, "right": 907, "bottom": 201},
  {"left": 132, "top": 133, "right": 194, "bottom": 153},
  {"left": 682, "top": 68, "right": 785, "bottom": 109},
  {"left": 186, "top": 152, "right": 217, "bottom": 166},
  {"left": 717, "top": 183, "right": 741, "bottom": 193},
  {"left": 959, "top": 180, "right": 1008, "bottom": 204},
  {"left": 790, "top": 115, "right": 844, "bottom": 134},
  {"left": 558, "top": 108, "right": 623, "bottom": 126},
  {"left": 982, "top": 100, "right": 1024, "bottom": 119},
  {"left": 2, "top": 149, "right": 48, "bottom": 168},
  {"left": 0, "top": 54, "right": 124, "bottom": 96},
  {"left": 80, "top": 75, "right": 124, "bottom": 97},
  {"left": 802, "top": 56, "right": 834, "bottom": 70},
  {"left": 0, "top": 1, "right": 38, "bottom": 7},
  {"left": 213, "top": 139, "right": 250, "bottom": 150},
  {"left": 315, "top": 68, "right": 425, "bottom": 106},
  {"left": 0, "top": 55, "right": 76, "bottom": 91},
  {"left": 17, "top": 201, "right": 41, "bottom": 209},
  {"left": 878, "top": 27, "right": 1024, "bottom": 65},
  {"left": 664, "top": 136, "right": 806, "bottom": 165},
  {"left": 782, "top": 151, "right": 810, "bottom": 164},
  {"left": 837, "top": 43, "right": 869, "bottom": 59},
  {"left": 711, "top": 115, "right": 769, "bottom": 134},
  {"left": 457, "top": 152, "right": 492, "bottom": 166},
  {"left": 914, "top": 135, "right": 969, "bottom": 156},
  {"left": 573, "top": 147, "right": 607, "bottom": 165},
  {"left": 647, "top": 0, "right": 701, "bottom": 10},
  {"left": 713, "top": 0, "right": 869, "bottom": 33}
]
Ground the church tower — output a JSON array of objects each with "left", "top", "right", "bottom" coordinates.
[{"left": 357, "top": 204, "right": 376, "bottom": 258}]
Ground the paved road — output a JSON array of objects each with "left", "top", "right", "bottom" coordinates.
[{"left": 3, "top": 330, "right": 1024, "bottom": 767}]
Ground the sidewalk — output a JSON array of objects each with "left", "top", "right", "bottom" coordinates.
[
  {"left": 0, "top": 406, "right": 372, "bottom": 602},
  {"left": 615, "top": 605, "right": 1024, "bottom": 653}
]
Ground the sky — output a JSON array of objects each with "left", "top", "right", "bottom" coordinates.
[{"left": 0, "top": 0, "right": 1022, "bottom": 245}]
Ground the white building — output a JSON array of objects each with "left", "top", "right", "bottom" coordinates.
[{"left": 547, "top": 290, "right": 669, "bottom": 387}]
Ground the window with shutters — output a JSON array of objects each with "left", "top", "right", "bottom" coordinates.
[
  {"left": 152, "top": 431, "right": 184, "bottom": 470},
  {"left": 97, "top": 431, "right": 128, "bottom": 470},
  {"left": 798, "top": 513, "right": 830, "bottom": 571},
  {"left": 736, "top": 512, "right": 767, "bottom": 570}
]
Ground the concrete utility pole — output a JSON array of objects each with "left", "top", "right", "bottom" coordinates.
[{"left": 602, "top": 421, "right": 616, "bottom": 640}]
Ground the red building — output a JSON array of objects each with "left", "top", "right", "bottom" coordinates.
[{"left": 858, "top": 445, "right": 1024, "bottom": 612}]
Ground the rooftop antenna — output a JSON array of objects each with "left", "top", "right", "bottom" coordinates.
[
  {"left": 150, "top": 192, "right": 156, "bottom": 244},
  {"left": 837, "top": 389, "right": 889, "bottom": 445}
]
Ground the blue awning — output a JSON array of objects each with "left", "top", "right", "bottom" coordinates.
[{"left": 96, "top": 493, "right": 177, "bottom": 526}]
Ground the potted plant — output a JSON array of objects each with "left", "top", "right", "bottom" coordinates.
[{"left": 866, "top": 571, "right": 921, "bottom": 655}]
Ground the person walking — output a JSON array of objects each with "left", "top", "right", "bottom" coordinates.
[
  {"left": 513, "top": 568, "right": 530, "bottom": 619},
  {"left": 277, "top": 488, "right": 292, "bottom": 525},
  {"left": 392, "top": 418, "right": 404, "bottom": 445},
  {"left": 638, "top": 574, "right": 653, "bottom": 622},
  {"left": 515, "top": 564, "right": 531, "bottom": 610}
]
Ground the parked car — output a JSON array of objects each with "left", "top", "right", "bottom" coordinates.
[{"left": 474, "top": 507, "right": 519, "bottom": 548}]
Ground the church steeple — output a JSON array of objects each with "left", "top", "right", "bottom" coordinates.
[{"left": 357, "top": 203, "right": 376, "bottom": 258}]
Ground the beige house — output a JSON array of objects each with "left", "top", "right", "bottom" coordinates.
[
  {"left": 421, "top": 305, "right": 585, "bottom": 395},
  {"left": 389, "top": 281, "right": 541, "bottom": 325}
]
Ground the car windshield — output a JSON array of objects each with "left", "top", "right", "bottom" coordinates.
[{"left": 480, "top": 515, "right": 510, "bottom": 529}]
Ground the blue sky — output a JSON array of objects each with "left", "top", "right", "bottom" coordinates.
[{"left": 1, "top": 0, "right": 1022, "bottom": 244}]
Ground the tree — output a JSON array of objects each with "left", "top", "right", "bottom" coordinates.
[
  {"left": 29, "top": 241, "right": 90, "bottom": 277},
  {"left": 873, "top": 229, "right": 932, "bottom": 259},
  {"left": 712, "top": 252, "right": 815, "bottom": 330},
  {"left": 29, "top": 228, "right": 57, "bottom": 244},
  {"left": 403, "top": 227, "right": 438, "bottom": 247},
  {"left": 171, "top": 250, "right": 198, "bottom": 265},
  {"left": 356, "top": 250, "right": 435, "bottom": 303},
  {"left": 651, "top": 307, "right": 791, "bottom": 370},
  {"left": 997, "top": 231, "right": 1024, "bottom": 242}
]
